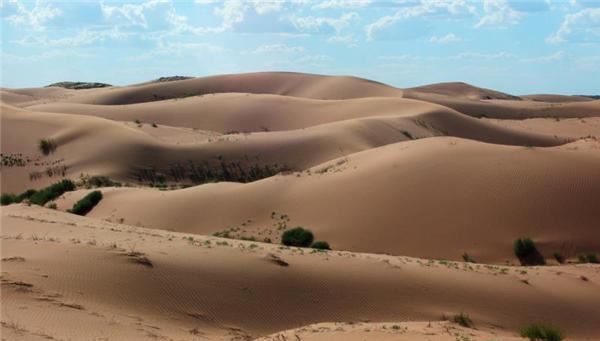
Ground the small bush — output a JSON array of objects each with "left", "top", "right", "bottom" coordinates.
[
  {"left": 578, "top": 252, "right": 599, "bottom": 264},
  {"left": 462, "top": 252, "right": 476, "bottom": 263},
  {"left": 514, "top": 238, "right": 545, "bottom": 266},
  {"left": 1, "top": 193, "right": 18, "bottom": 205},
  {"left": 68, "top": 190, "right": 103, "bottom": 216},
  {"left": 281, "top": 227, "right": 314, "bottom": 247},
  {"left": 134, "top": 119, "right": 141, "bottom": 124},
  {"left": 311, "top": 241, "right": 330, "bottom": 250},
  {"left": 1, "top": 189, "right": 38, "bottom": 206},
  {"left": 151, "top": 123, "right": 158, "bottom": 128},
  {"left": 453, "top": 312, "right": 473, "bottom": 328},
  {"left": 553, "top": 252, "right": 565, "bottom": 264},
  {"left": 82, "top": 175, "right": 122, "bottom": 188},
  {"left": 38, "top": 139, "right": 56, "bottom": 155},
  {"left": 47, "top": 202, "right": 58, "bottom": 210},
  {"left": 520, "top": 324, "right": 564, "bottom": 341},
  {"left": 29, "top": 179, "right": 76, "bottom": 206}
]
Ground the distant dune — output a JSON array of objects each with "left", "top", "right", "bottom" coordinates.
[{"left": 2, "top": 71, "right": 600, "bottom": 341}]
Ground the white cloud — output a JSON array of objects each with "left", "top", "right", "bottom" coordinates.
[
  {"left": 251, "top": 44, "right": 305, "bottom": 54},
  {"left": 475, "top": 0, "right": 524, "bottom": 28},
  {"left": 252, "top": 1, "right": 283, "bottom": 14},
  {"left": 313, "top": 0, "right": 372, "bottom": 10},
  {"left": 520, "top": 51, "right": 565, "bottom": 62},
  {"left": 5, "top": 0, "right": 62, "bottom": 31},
  {"left": 546, "top": 8, "right": 600, "bottom": 43},
  {"left": 365, "top": 0, "right": 476, "bottom": 40},
  {"left": 127, "top": 41, "right": 225, "bottom": 61},
  {"left": 2, "top": 50, "right": 94, "bottom": 62},
  {"left": 291, "top": 12, "right": 359, "bottom": 33},
  {"left": 450, "top": 51, "right": 516, "bottom": 59},
  {"left": 429, "top": 33, "right": 461, "bottom": 43},
  {"left": 166, "top": 0, "right": 247, "bottom": 34},
  {"left": 12, "top": 27, "right": 133, "bottom": 47},
  {"left": 327, "top": 34, "right": 357, "bottom": 45},
  {"left": 100, "top": 0, "right": 168, "bottom": 28}
]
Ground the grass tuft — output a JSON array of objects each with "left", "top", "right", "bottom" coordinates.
[{"left": 520, "top": 324, "right": 564, "bottom": 341}]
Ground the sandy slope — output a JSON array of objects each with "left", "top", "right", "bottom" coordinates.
[
  {"left": 403, "top": 91, "right": 600, "bottom": 119},
  {"left": 522, "top": 94, "right": 594, "bottom": 103},
  {"left": 2, "top": 205, "right": 600, "bottom": 340},
  {"left": 1, "top": 102, "right": 563, "bottom": 194},
  {"left": 47, "top": 137, "right": 600, "bottom": 263},
  {"left": 10, "top": 72, "right": 403, "bottom": 106},
  {"left": 407, "top": 81, "right": 521, "bottom": 100}
]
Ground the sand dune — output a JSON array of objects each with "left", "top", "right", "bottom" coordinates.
[
  {"left": 47, "top": 137, "right": 600, "bottom": 263},
  {"left": 2, "top": 72, "right": 600, "bottom": 340},
  {"left": 407, "top": 81, "right": 521, "bottom": 100},
  {"left": 1, "top": 102, "right": 564, "bottom": 194},
  {"left": 20, "top": 72, "right": 403, "bottom": 106},
  {"left": 2, "top": 205, "right": 600, "bottom": 340},
  {"left": 522, "top": 94, "right": 594, "bottom": 103}
]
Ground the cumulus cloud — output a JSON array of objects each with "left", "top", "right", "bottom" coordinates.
[
  {"left": 100, "top": 0, "right": 168, "bottom": 28},
  {"left": 290, "top": 12, "right": 359, "bottom": 33},
  {"left": 251, "top": 44, "right": 305, "bottom": 54},
  {"left": 365, "top": 0, "right": 476, "bottom": 40},
  {"left": 520, "top": 51, "right": 565, "bottom": 62},
  {"left": 429, "top": 33, "right": 461, "bottom": 43},
  {"left": 5, "top": 0, "right": 62, "bottom": 31},
  {"left": 546, "top": 8, "right": 600, "bottom": 43},
  {"left": 313, "top": 0, "right": 373, "bottom": 10},
  {"left": 475, "top": 0, "right": 524, "bottom": 28}
]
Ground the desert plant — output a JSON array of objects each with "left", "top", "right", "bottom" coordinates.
[
  {"left": 281, "top": 227, "right": 314, "bottom": 247},
  {"left": 29, "top": 179, "right": 76, "bottom": 206},
  {"left": 68, "top": 190, "right": 103, "bottom": 216},
  {"left": 514, "top": 238, "right": 545, "bottom": 266},
  {"left": 151, "top": 123, "right": 158, "bottom": 128},
  {"left": 452, "top": 312, "right": 473, "bottom": 328},
  {"left": 47, "top": 202, "right": 58, "bottom": 210},
  {"left": 38, "top": 139, "right": 56, "bottom": 155},
  {"left": 311, "top": 241, "right": 330, "bottom": 250},
  {"left": 520, "top": 324, "right": 564, "bottom": 341},
  {"left": 462, "top": 252, "right": 476, "bottom": 263},
  {"left": 578, "top": 252, "right": 599, "bottom": 264},
  {"left": 553, "top": 252, "right": 565, "bottom": 264},
  {"left": 1, "top": 193, "right": 18, "bottom": 205}
]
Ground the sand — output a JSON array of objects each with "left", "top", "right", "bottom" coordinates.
[{"left": 2, "top": 72, "right": 599, "bottom": 340}]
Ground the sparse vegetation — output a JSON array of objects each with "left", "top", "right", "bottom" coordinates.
[
  {"left": 553, "top": 252, "right": 565, "bottom": 264},
  {"left": 29, "top": 179, "right": 76, "bottom": 206},
  {"left": 520, "top": 324, "right": 564, "bottom": 341},
  {"left": 462, "top": 252, "right": 476, "bottom": 263},
  {"left": 134, "top": 157, "right": 290, "bottom": 186},
  {"left": 38, "top": 138, "right": 56, "bottom": 155},
  {"left": 453, "top": 312, "right": 473, "bottom": 328},
  {"left": 80, "top": 175, "right": 122, "bottom": 188},
  {"left": 151, "top": 122, "right": 158, "bottom": 128},
  {"left": 311, "top": 241, "right": 331, "bottom": 250},
  {"left": 578, "top": 252, "right": 599, "bottom": 264},
  {"left": 514, "top": 238, "right": 545, "bottom": 266},
  {"left": 68, "top": 190, "right": 103, "bottom": 216},
  {"left": 281, "top": 227, "right": 314, "bottom": 247}
]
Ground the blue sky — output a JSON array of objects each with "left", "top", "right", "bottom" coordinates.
[{"left": 1, "top": 0, "right": 599, "bottom": 94}]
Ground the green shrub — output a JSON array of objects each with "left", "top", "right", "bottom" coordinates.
[
  {"left": 462, "top": 252, "right": 476, "bottom": 263},
  {"left": 68, "top": 190, "right": 103, "bottom": 216},
  {"left": 553, "top": 252, "right": 565, "bottom": 264},
  {"left": 514, "top": 238, "right": 545, "bottom": 266},
  {"left": 453, "top": 312, "right": 473, "bottom": 328},
  {"left": 47, "top": 202, "right": 58, "bottom": 209},
  {"left": 311, "top": 241, "right": 330, "bottom": 250},
  {"left": 1, "top": 193, "right": 18, "bottom": 205},
  {"left": 29, "top": 179, "right": 76, "bottom": 206},
  {"left": 578, "top": 252, "right": 599, "bottom": 264},
  {"left": 82, "top": 175, "right": 121, "bottom": 188},
  {"left": 38, "top": 139, "right": 56, "bottom": 155},
  {"left": 520, "top": 324, "right": 564, "bottom": 341},
  {"left": 281, "top": 227, "right": 314, "bottom": 247}
]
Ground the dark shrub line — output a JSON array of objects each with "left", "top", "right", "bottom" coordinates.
[
  {"left": 68, "top": 191, "right": 103, "bottom": 216},
  {"left": 514, "top": 238, "right": 546, "bottom": 266},
  {"left": 1, "top": 179, "right": 75, "bottom": 206},
  {"left": 521, "top": 324, "right": 564, "bottom": 341}
]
